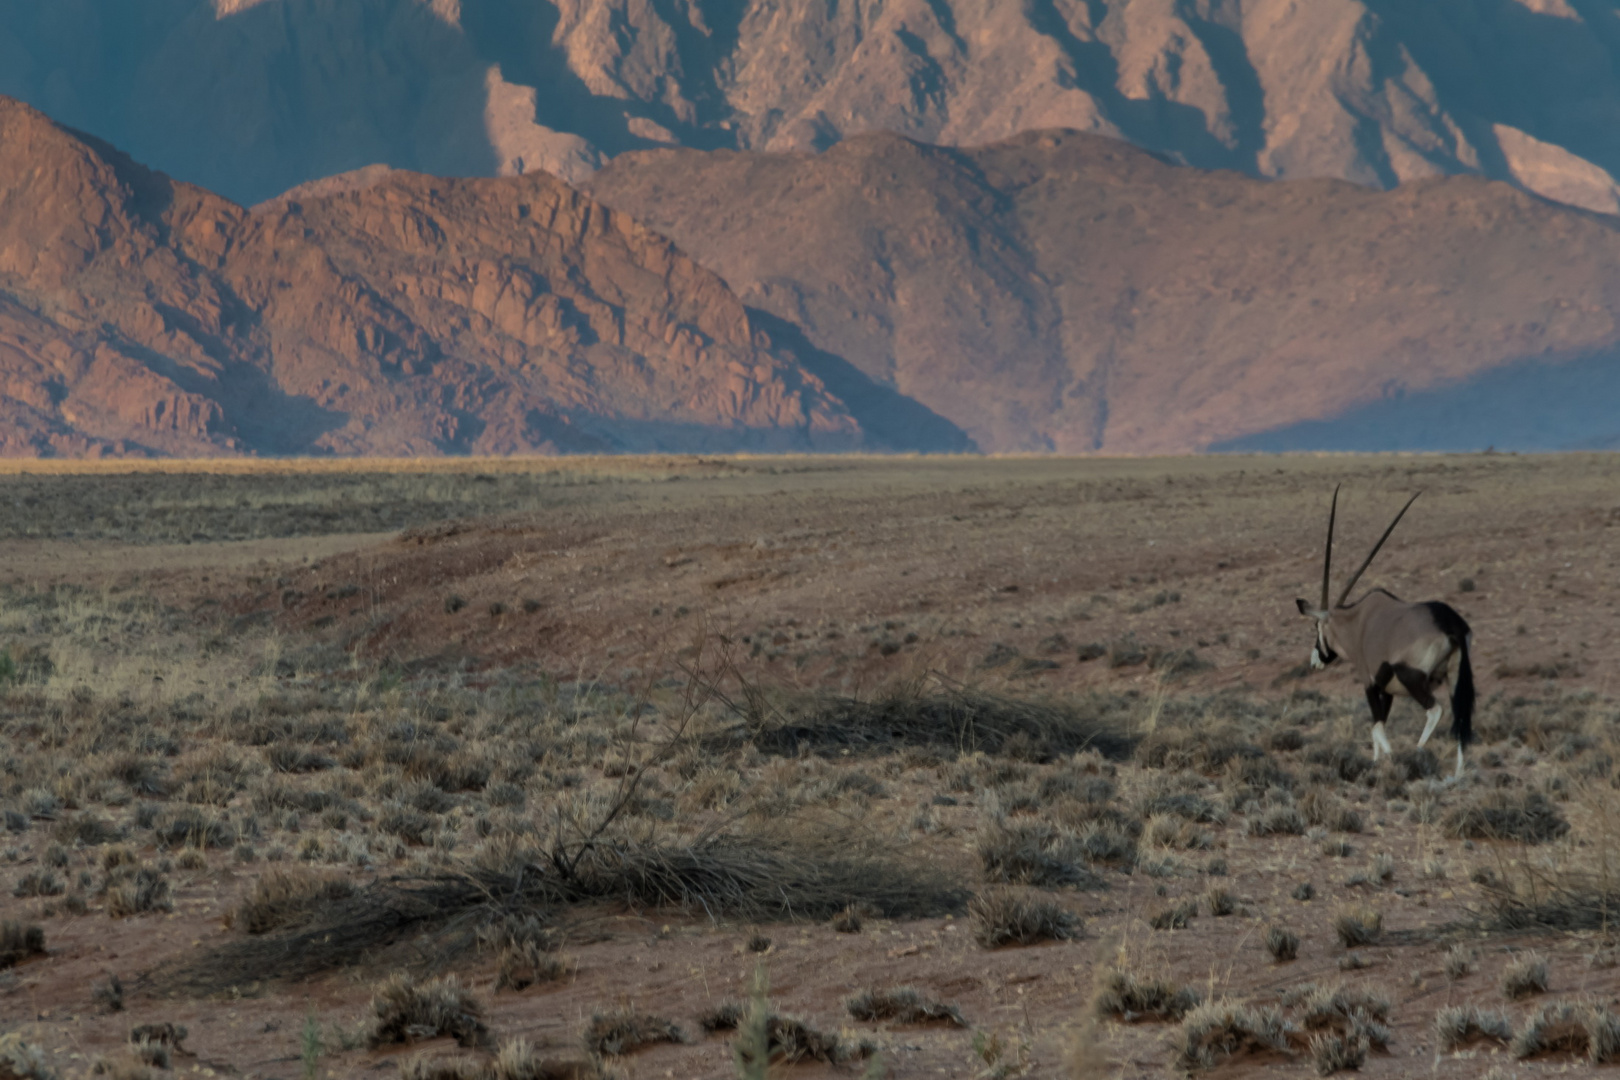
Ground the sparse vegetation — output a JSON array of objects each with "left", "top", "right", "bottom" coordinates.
[
  {"left": 846, "top": 987, "right": 965, "bottom": 1025},
  {"left": 1265, "top": 926, "right": 1299, "bottom": 962},
  {"left": 1435, "top": 1005, "right": 1514, "bottom": 1051},
  {"left": 1175, "top": 1001, "right": 1293, "bottom": 1071},
  {"left": 581, "top": 1012, "right": 683, "bottom": 1056}
]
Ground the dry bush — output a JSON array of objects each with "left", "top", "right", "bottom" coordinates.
[
  {"left": 172, "top": 828, "right": 965, "bottom": 989},
  {"left": 977, "top": 821, "right": 1107, "bottom": 889},
  {"left": 235, "top": 867, "right": 356, "bottom": 934},
  {"left": 845, "top": 986, "right": 964, "bottom": 1025},
  {"left": 721, "top": 687, "right": 1136, "bottom": 763},
  {"left": 103, "top": 867, "right": 172, "bottom": 918},
  {"left": 0, "top": 1033, "right": 54, "bottom": 1080},
  {"left": 1307, "top": 1030, "right": 1365, "bottom": 1076},
  {"left": 1247, "top": 805, "right": 1306, "bottom": 837},
  {"left": 1332, "top": 907, "right": 1381, "bottom": 948},
  {"left": 1435, "top": 1005, "right": 1514, "bottom": 1051},
  {"left": 1175, "top": 1001, "right": 1293, "bottom": 1071},
  {"left": 969, "top": 888, "right": 1082, "bottom": 947},
  {"left": 581, "top": 1012, "right": 682, "bottom": 1056},
  {"left": 399, "top": 1041, "right": 600, "bottom": 1080},
  {"left": 1502, "top": 953, "right": 1550, "bottom": 1000},
  {"left": 1265, "top": 926, "right": 1299, "bottom": 962},
  {"left": 1149, "top": 900, "right": 1198, "bottom": 930},
  {"left": 1443, "top": 790, "right": 1569, "bottom": 843},
  {"left": 0, "top": 922, "right": 44, "bottom": 968},
  {"left": 1305, "top": 742, "right": 1373, "bottom": 783},
  {"left": 1093, "top": 969, "right": 1202, "bottom": 1021},
  {"left": 1290, "top": 983, "right": 1391, "bottom": 1043},
  {"left": 1511, "top": 1001, "right": 1620, "bottom": 1062},
  {"left": 1204, "top": 887, "right": 1236, "bottom": 917},
  {"left": 368, "top": 974, "right": 491, "bottom": 1050},
  {"left": 1444, "top": 945, "right": 1473, "bottom": 978}
]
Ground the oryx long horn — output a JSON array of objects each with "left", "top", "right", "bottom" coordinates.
[
  {"left": 1335, "top": 491, "right": 1420, "bottom": 608},
  {"left": 1320, "top": 484, "right": 1340, "bottom": 611}
]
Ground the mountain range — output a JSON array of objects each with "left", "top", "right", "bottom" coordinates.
[{"left": 5, "top": 0, "right": 1620, "bottom": 216}]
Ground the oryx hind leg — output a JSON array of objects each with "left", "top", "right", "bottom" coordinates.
[{"left": 1391, "top": 664, "right": 1443, "bottom": 748}]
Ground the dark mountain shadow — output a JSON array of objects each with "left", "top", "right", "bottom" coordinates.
[
  {"left": 747, "top": 308, "right": 977, "bottom": 453},
  {"left": 1211, "top": 349, "right": 1620, "bottom": 453}
]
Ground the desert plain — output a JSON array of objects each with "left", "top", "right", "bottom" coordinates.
[{"left": 0, "top": 451, "right": 1618, "bottom": 1080}]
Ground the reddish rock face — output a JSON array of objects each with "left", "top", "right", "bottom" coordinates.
[
  {"left": 0, "top": 96, "right": 884, "bottom": 458},
  {"left": 590, "top": 129, "right": 1620, "bottom": 453}
]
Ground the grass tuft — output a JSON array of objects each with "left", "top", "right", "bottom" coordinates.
[
  {"left": 367, "top": 974, "right": 491, "bottom": 1050},
  {"left": 1175, "top": 1001, "right": 1293, "bottom": 1070},
  {"left": 1443, "top": 790, "right": 1569, "bottom": 843},
  {"left": 1501, "top": 953, "right": 1550, "bottom": 1000},
  {"left": 581, "top": 1012, "right": 682, "bottom": 1057},
  {"left": 1094, "top": 969, "right": 1202, "bottom": 1022},
  {"left": 1264, "top": 926, "right": 1299, "bottom": 962},
  {"left": 969, "top": 888, "right": 1082, "bottom": 947},
  {"left": 0, "top": 922, "right": 44, "bottom": 968},
  {"left": 1331, "top": 906, "right": 1381, "bottom": 948},
  {"left": 1435, "top": 1005, "right": 1514, "bottom": 1051},
  {"left": 845, "top": 986, "right": 964, "bottom": 1026}
]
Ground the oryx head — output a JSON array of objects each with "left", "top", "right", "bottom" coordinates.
[{"left": 1295, "top": 485, "right": 1420, "bottom": 670}]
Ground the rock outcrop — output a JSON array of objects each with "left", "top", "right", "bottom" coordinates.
[
  {"left": 0, "top": 95, "right": 922, "bottom": 457},
  {"left": 4, "top": 0, "right": 1620, "bottom": 214},
  {"left": 590, "top": 129, "right": 1620, "bottom": 453}
]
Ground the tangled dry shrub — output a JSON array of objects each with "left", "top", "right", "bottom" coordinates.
[
  {"left": 234, "top": 868, "right": 356, "bottom": 934},
  {"left": 367, "top": 974, "right": 491, "bottom": 1050},
  {"left": 1149, "top": 900, "right": 1198, "bottom": 930},
  {"left": 103, "top": 867, "right": 172, "bottom": 918},
  {"left": 1265, "top": 926, "right": 1299, "bottom": 962},
  {"left": 398, "top": 1040, "right": 599, "bottom": 1080},
  {"left": 170, "top": 828, "right": 965, "bottom": 989},
  {"left": 581, "top": 1012, "right": 682, "bottom": 1056},
  {"left": 969, "top": 888, "right": 1082, "bottom": 947},
  {"left": 1502, "top": 953, "right": 1550, "bottom": 999},
  {"left": 0, "top": 922, "right": 44, "bottom": 968},
  {"left": 977, "top": 821, "right": 1107, "bottom": 889},
  {"left": 1175, "top": 1001, "right": 1293, "bottom": 1071},
  {"left": 1093, "top": 969, "right": 1202, "bottom": 1021},
  {"left": 845, "top": 987, "right": 964, "bottom": 1026},
  {"left": 0, "top": 1033, "right": 55, "bottom": 1080},
  {"left": 1434, "top": 1005, "right": 1514, "bottom": 1051},
  {"left": 1332, "top": 906, "right": 1382, "bottom": 948},
  {"left": 720, "top": 687, "right": 1136, "bottom": 762},
  {"left": 1443, "top": 790, "right": 1569, "bottom": 843},
  {"left": 1511, "top": 1001, "right": 1620, "bottom": 1062}
]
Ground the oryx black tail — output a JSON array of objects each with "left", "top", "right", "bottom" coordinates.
[{"left": 1425, "top": 601, "right": 1474, "bottom": 749}]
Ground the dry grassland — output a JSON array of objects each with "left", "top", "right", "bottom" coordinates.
[{"left": 0, "top": 452, "right": 1617, "bottom": 1080}]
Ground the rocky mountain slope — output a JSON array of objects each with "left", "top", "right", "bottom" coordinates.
[
  {"left": 3, "top": 0, "right": 1620, "bottom": 215},
  {"left": 0, "top": 95, "right": 953, "bottom": 457},
  {"left": 589, "top": 130, "right": 1620, "bottom": 453}
]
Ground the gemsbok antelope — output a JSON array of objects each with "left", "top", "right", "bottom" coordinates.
[{"left": 1294, "top": 487, "right": 1475, "bottom": 778}]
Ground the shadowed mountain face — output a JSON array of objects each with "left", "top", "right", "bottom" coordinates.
[
  {"left": 588, "top": 130, "right": 1620, "bottom": 454},
  {"left": 3, "top": 0, "right": 1620, "bottom": 213},
  {"left": 0, "top": 96, "right": 972, "bottom": 457}
]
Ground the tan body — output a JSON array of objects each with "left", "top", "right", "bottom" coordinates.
[{"left": 1323, "top": 590, "right": 1458, "bottom": 693}]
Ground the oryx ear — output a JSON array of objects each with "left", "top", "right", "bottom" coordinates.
[{"left": 1295, "top": 598, "right": 1314, "bottom": 616}]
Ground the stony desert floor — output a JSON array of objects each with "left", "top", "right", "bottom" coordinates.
[{"left": 0, "top": 452, "right": 1617, "bottom": 1080}]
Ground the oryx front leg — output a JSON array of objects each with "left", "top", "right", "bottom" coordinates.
[
  {"left": 1364, "top": 679, "right": 1395, "bottom": 762},
  {"left": 1454, "top": 743, "right": 1465, "bottom": 779}
]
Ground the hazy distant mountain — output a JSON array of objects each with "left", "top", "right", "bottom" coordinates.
[
  {"left": 0, "top": 96, "right": 967, "bottom": 456},
  {"left": 589, "top": 130, "right": 1620, "bottom": 453},
  {"left": 2, "top": 0, "right": 1619, "bottom": 214}
]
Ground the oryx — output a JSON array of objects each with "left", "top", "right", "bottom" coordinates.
[{"left": 1295, "top": 487, "right": 1475, "bottom": 777}]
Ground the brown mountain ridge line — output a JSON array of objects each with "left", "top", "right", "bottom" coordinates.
[
  {"left": 587, "top": 128, "right": 1620, "bottom": 454},
  {"left": 0, "top": 95, "right": 965, "bottom": 458}
]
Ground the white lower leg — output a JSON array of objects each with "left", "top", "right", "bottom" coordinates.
[
  {"left": 1418, "top": 705, "right": 1443, "bottom": 747},
  {"left": 1371, "top": 721, "right": 1392, "bottom": 760},
  {"left": 1455, "top": 743, "right": 1466, "bottom": 778}
]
